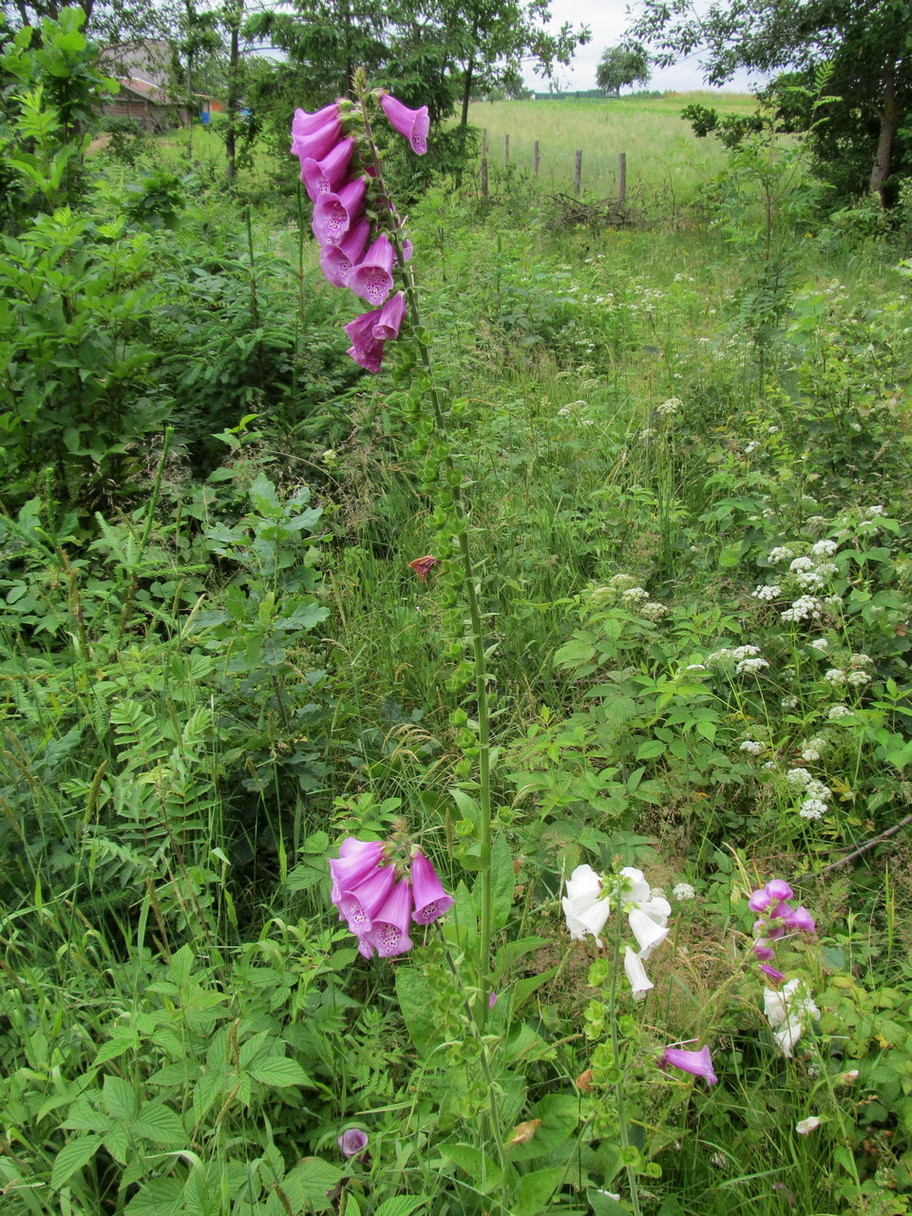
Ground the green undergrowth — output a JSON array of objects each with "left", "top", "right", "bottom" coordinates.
[{"left": 3, "top": 66, "right": 912, "bottom": 1216}]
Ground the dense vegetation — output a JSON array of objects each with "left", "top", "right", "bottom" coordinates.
[{"left": 2, "top": 10, "right": 912, "bottom": 1216}]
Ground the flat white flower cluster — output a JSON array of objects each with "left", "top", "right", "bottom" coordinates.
[
  {"left": 740, "top": 740, "right": 765, "bottom": 755},
  {"left": 672, "top": 882, "right": 696, "bottom": 901},
  {"left": 751, "top": 584, "right": 782, "bottom": 601},
  {"left": 781, "top": 595, "right": 821, "bottom": 622},
  {"left": 656, "top": 396, "right": 682, "bottom": 416}
]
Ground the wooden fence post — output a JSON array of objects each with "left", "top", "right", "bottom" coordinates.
[
  {"left": 504, "top": 133, "right": 509, "bottom": 166},
  {"left": 574, "top": 149, "right": 582, "bottom": 194},
  {"left": 533, "top": 139, "right": 540, "bottom": 177},
  {"left": 481, "top": 128, "right": 488, "bottom": 197},
  {"left": 619, "top": 152, "right": 627, "bottom": 206}
]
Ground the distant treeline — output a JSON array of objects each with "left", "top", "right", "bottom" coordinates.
[{"left": 531, "top": 89, "right": 667, "bottom": 101}]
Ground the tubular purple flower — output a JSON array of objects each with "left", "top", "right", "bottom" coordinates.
[
  {"left": 362, "top": 878, "right": 414, "bottom": 957},
  {"left": 337, "top": 1128, "right": 369, "bottom": 1158},
  {"left": 754, "top": 941, "right": 776, "bottom": 962},
  {"left": 292, "top": 102, "right": 341, "bottom": 140},
  {"left": 347, "top": 339, "right": 386, "bottom": 373},
  {"left": 748, "top": 887, "right": 773, "bottom": 913},
  {"left": 329, "top": 838, "right": 386, "bottom": 907},
  {"left": 759, "top": 963, "right": 786, "bottom": 983},
  {"left": 320, "top": 216, "right": 371, "bottom": 288},
  {"left": 410, "top": 849, "right": 453, "bottom": 924},
  {"left": 766, "top": 879, "right": 794, "bottom": 901},
  {"left": 349, "top": 233, "right": 396, "bottom": 306},
  {"left": 312, "top": 177, "right": 367, "bottom": 246},
  {"left": 337, "top": 861, "right": 396, "bottom": 936},
  {"left": 302, "top": 136, "right": 356, "bottom": 200},
  {"left": 660, "top": 1045, "right": 718, "bottom": 1085},
  {"left": 373, "top": 292, "right": 407, "bottom": 341},
  {"left": 292, "top": 116, "right": 344, "bottom": 166},
  {"left": 380, "top": 93, "right": 429, "bottom": 155},
  {"left": 779, "top": 904, "right": 816, "bottom": 934}
]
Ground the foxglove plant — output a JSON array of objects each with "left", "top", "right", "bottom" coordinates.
[{"left": 659, "top": 1044, "right": 718, "bottom": 1086}]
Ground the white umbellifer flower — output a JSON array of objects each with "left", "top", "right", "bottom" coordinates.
[
  {"left": 800, "top": 747, "right": 821, "bottom": 762},
  {"left": 866, "top": 504, "right": 885, "bottom": 516},
  {"left": 672, "top": 882, "right": 696, "bottom": 901},
  {"left": 796, "top": 571, "right": 826, "bottom": 591},
  {"left": 850, "top": 652, "right": 872, "bottom": 667},
  {"left": 764, "top": 980, "right": 820, "bottom": 1057},
  {"left": 786, "top": 768, "right": 813, "bottom": 787},
  {"left": 828, "top": 705, "right": 854, "bottom": 721},
  {"left": 781, "top": 596, "right": 820, "bottom": 622},
  {"left": 737, "top": 657, "right": 769, "bottom": 674},
  {"left": 790, "top": 556, "right": 815, "bottom": 573},
  {"left": 740, "top": 740, "right": 765, "bottom": 755},
  {"left": 811, "top": 539, "right": 838, "bottom": 558},
  {"left": 824, "top": 668, "right": 847, "bottom": 684},
  {"left": 768, "top": 546, "right": 794, "bottom": 563},
  {"left": 752, "top": 584, "right": 782, "bottom": 601},
  {"left": 796, "top": 1116, "right": 822, "bottom": 1136},
  {"left": 800, "top": 798, "right": 828, "bottom": 820},
  {"left": 622, "top": 586, "right": 650, "bottom": 601},
  {"left": 640, "top": 600, "right": 670, "bottom": 620},
  {"left": 810, "top": 637, "right": 829, "bottom": 651},
  {"left": 822, "top": 595, "right": 843, "bottom": 609},
  {"left": 762, "top": 760, "right": 777, "bottom": 771},
  {"left": 847, "top": 670, "right": 871, "bottom": 686},
  {"left": 805, "top": 779, "right": 831, "bottom": 800},
  {"left": 657, "top": 396, "right": 682, "bottom": 416},
  {"left": 807, "top": 735, "right": 826, "bottom": 752},
  {"left": 685, "top": 663, "right": 707, "bottom": 672},
  {"left": 706, "top": 648, "right": 735, "bottom": 664},
  {"left": 732, "top": 645, "right": 762, "bottom": 659},
  {"left": 781, "top": 695, "right": 799, "bottom": 709}
]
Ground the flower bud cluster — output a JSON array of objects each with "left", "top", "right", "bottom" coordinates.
[
  {"left": 291, "top": 91, "right": 428, "bottom": 372},
  {"left": 329, "top": 837, "right": 453, "bottom": 958}
]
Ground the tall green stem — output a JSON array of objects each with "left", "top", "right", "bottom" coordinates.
[
  {"left": 355, "top": 73, "right": 494, "bottom": 1005},
  {"left": 610, "top": 915, "right": 642, "bottom": 1216}
]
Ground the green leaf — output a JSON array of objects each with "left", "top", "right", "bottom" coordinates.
[
  {"left": 123, "top": 1176, "right": 185, "bottom": 1215},
  {"left": 440, "top": 1144, "right": 503, "bottom": 1191},
  {"left": 247, "top": 1056, "right": 312, "bottom": 1087},
  {"left": 636, "top": 739, "right": 665, "bottom": 760},
  {"left": 281, "top": 1158, "right": 342, "bottom": 1212},
  {"left": 103, "top": 1074, "right": 139, "bottom": 1121},
  {"left": 513, "top": 1165, "right": 565, "bottom": 1216},
  {"left": 395, "top": 966, "right": 440, "bottom": 1059},
  {"left": 587, "top": 1189, "right": 628, "bottom": 1216},
  {"left": 51, "top": 1135, "right": 103, "bottom": 1189},
  {"left": 373, "top": 1197, "right": 429, "bottom": 1216},
  {"left": 132, "top": 1102, "right": 186, "bottom": 1147}
]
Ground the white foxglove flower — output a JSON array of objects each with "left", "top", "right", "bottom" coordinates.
[
  {"left": 763, "top": 980, "right": 820, "bottom": 1057},
  {"left": 562, "top": 865, "right": 611, "bottom": 946},
  {"left": 624, "top": 946, "right": 654, "bottom": 1000}
]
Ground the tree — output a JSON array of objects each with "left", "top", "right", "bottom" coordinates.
[
  {"left": 595, "top": 44, "right": 650, "bottom": 96},
  {"left": 626, "top": 0, "right": 912, "bottom": 205}
]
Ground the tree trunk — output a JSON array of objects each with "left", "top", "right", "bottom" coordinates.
[
  {"left": 460, "top": 57, "right": 474, "bottom": 127},
  {"left": 869, "top": 58, "right": 897, "bottom": 206},
  {"left": 225, "top": 0, "right": 243, "bottom": 183}
]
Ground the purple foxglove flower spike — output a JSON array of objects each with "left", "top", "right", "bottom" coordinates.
[
  {"left": 312, "top": 177, "right": 367, "bottom": 246},
  {"left": 380, "top": 93, "right": 429, "bottom": 155},
  {"left": 337, "top": 1128, "right": 369, "bottom": 1158},
  {"left": 320, "top": 216, "right": 371, "bottom": 288},
  {"left": 748, "top": 887, "right": 773, "bottom": 913},
  {"left": 292, "top": 117, "right": 344, "bottom": 166},
  {"left": 362, "top": 877, "right": 414, "bottom": 957},
  {"left": 659, "top": 1045, "right": 718, "bottom": 1085},
  {"left": 410, "top": 849, "right": 453, "bottom": 924},
  {"left": 753, "top": 942, "right": 776, "bottom": 961},
  {"left": 373, "top": 292, "right": 406, "bottom": 341},
  {"left": 765, "top": 879, "right": 794, "bottom": 901},
  {"left": 349, "top": 233, "right": 396, "bottom": 306},
  {"left": 303, "top": 136, "right": 355, "bottom": 201}
]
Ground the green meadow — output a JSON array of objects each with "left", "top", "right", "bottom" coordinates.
[{"left": 3, "top": 69, "right": 912, "bottom": 1216}]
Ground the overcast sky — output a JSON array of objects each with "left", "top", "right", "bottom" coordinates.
[{"left": 526, "top": 0, "right": 763, "bottom": 93}]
